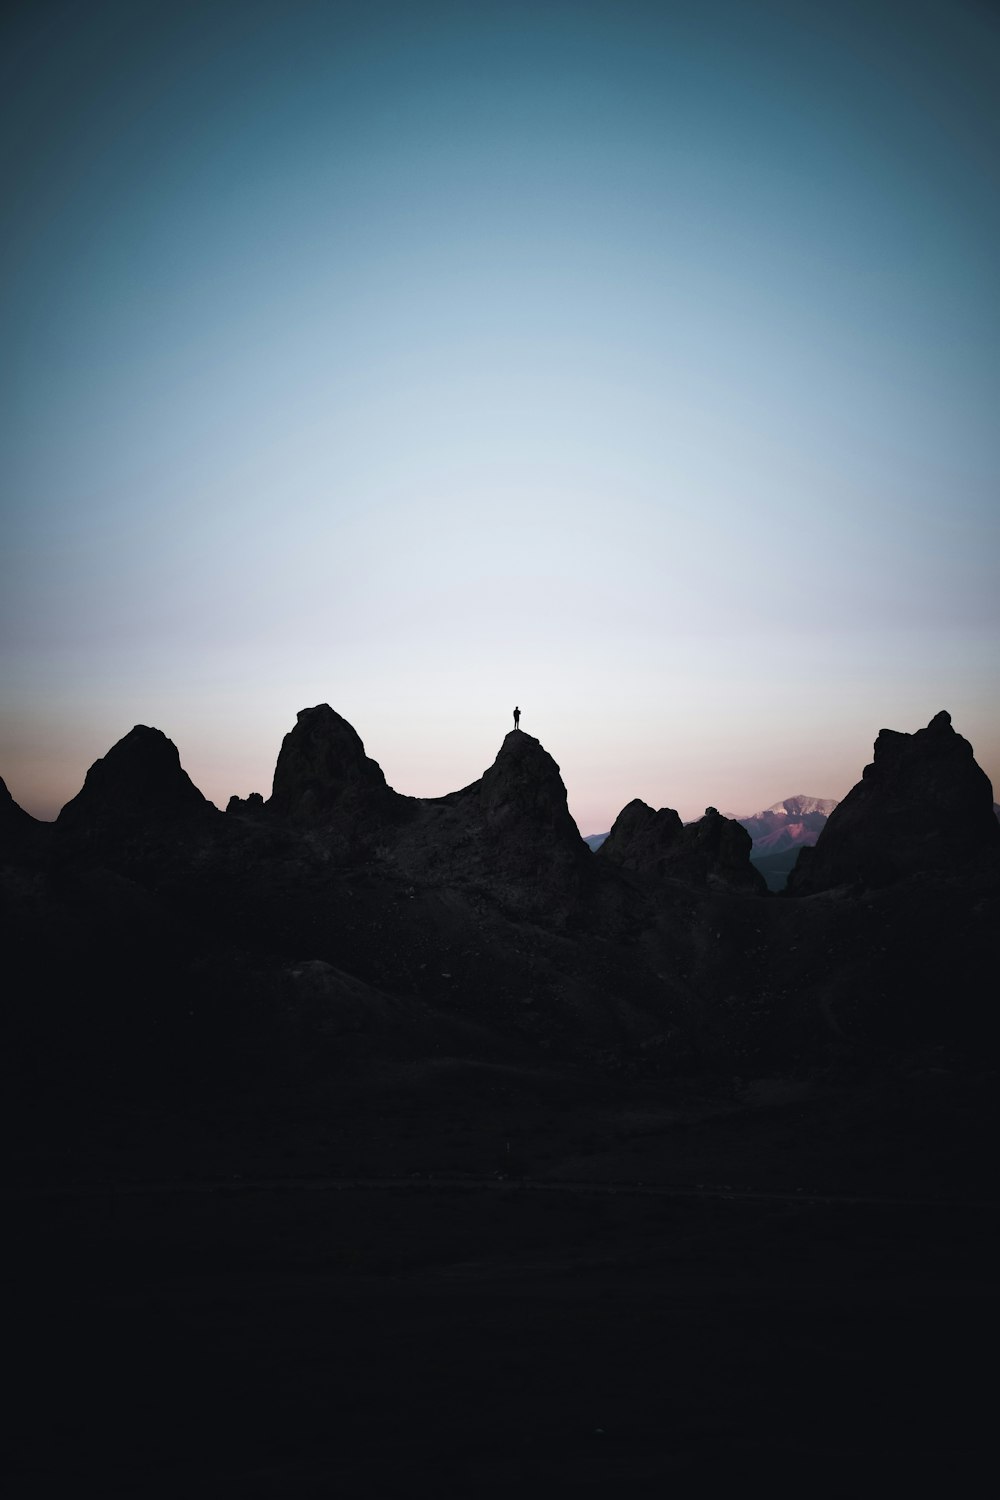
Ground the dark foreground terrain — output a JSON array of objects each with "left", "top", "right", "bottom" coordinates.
[
  {"left": 5, "top": 706, "right": 999, "bottom": 1492},
  {"left": 9, "top": 1057, "right": 998, "bottom": 1495}
]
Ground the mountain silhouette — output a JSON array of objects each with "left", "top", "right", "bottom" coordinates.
[
  {"left": 56, "top": 724, "right": 214, "bottom": 833},
  {"left": 789, "top": 711, "right": 1000, "bottom": 894},
  {"left": 6, "top": 702, "right": 998, "bottom": 1497},
  {"left": 3, "top": 703, "right": 997, "bottom": 1113},
  {"left": 266, "top": 703, "right": 399, "bottom": 826},
  {"left": 598, "top": 800, "right": 764, "bottom": 893}
]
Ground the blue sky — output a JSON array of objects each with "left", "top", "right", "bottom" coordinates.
[{"left": 2, "top": 0, "right": 997, "bottom": 829}]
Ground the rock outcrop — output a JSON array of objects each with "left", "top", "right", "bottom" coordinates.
[
  {"left": 479, "top": 730, "right": 590, "bottom": 891},
  {"left": 419, "top": 729, "right": 589, "bottom": 904},
  {"left": 677, "top": 807, "right": 767, "bottom": 892},
  {"left": 597, "top": 799, "right": 683, "bottom": 873},
  {"left": 0, "top": 776, "right": 42, "bottom": 849},
  {"left": 788, "top": 711, "right": 1000, "bottom": 894},
  {"left": 599, "top": 799, "right": 764, "bottom": 892},
  {"left": 57, "top": 726, "right": 213, "bottom": 831},
  {"left": 226, "top": 792, "right": 265, "bottom": 817},
  {"left": 267, "top": 704, "right": 399, "bottom": 828},
  {"left": 474, "top": 730, "right": 585, "bottom": 846}
]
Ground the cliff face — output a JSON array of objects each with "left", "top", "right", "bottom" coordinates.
[
  {"left": 789, "top": 711, "right": 1000, "bottom": 894},
  {"left": 599, "top": 799, "right": 765, "bottom": 893}
]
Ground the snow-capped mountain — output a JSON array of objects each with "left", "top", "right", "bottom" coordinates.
[
  {"left": 759, "top": 795, "right": 839, "bottom": 819},
  {"left": 736, "top": 795, "right": 838, "bottom": 853}
]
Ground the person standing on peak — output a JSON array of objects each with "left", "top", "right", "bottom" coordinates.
[{"left": 513, "top": 706, "right": 521, "bottom": 730}]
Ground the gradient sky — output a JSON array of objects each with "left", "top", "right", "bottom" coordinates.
[{"left": 2, "top": 0, "right": 998, "bottom": 831}]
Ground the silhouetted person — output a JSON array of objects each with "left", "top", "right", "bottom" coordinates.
[{"left": 513, "top": 706, "right": 521, "bottom": 730}]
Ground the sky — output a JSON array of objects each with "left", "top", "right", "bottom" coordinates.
[{"left": 2, "top": 0, "right": 998, "bottom": 832}]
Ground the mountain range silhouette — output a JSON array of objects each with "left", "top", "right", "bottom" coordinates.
[
  {"left": 5, "top": 704, "right": 998, "bottom": 1492},
  {"left": 4, "top": 706, "right": 996, "bottom": 1078}
]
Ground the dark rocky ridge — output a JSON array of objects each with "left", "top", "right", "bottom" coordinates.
[
  {"left": 599, "top": 799, "right": 765, "bottom": 893},
  {"left": 4, "top": 704, "right": 997, "bottom": 1115},
  {"left": 789, "top": 710, "right": 1000, "bottom": 894},
  {"left": 584, "top": 797, "right": 838, "bottom": 886},
  {"left": 414, "top": 729, "right": 591, "bottom": 909}
]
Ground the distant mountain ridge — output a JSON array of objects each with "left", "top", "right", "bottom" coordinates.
[
  {"left": 757, "top": 795, "right": 838, "bottom": 818},
  {"left": 736, "top": 795, "right": 838, "bottom": 862}
]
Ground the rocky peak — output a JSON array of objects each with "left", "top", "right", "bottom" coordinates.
[
  {"left": 788, "top": 710, "right": 1000, "bottom": 894},
  {"left": 680, "top": 807, "right": 765, "bottom": 892},
  {"left": 475, "top": 730, "right": 582, "bottom": 844},
  {"left": 597, "top": 799, "right": 683, "bottom": 872},
  {"left": 226, "top": 792, "right": 265, "bottom": 817},
  {"left": 267, "top": 705, "right": 396, "bottom": 825},
  {"left": 57, "top": 726, "right": 212, "bottom": 829},
  {"left": 600, "top": 799, "right": 764, "bottom": 892},
  {"left": 409, "top": 728, "right": 587, "bottom": 912}
]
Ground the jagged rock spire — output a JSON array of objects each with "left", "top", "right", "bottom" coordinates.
[
  {"left": 476, "top": 729, "right": 582, "bottom": 843},
  {"left": 599, "top": 798, "right": 764, "bottom": 892},
  {"left": 789, "top": 710, "right": 1000, "bottom": 893},
  {"left": 267, "top": 704, "right": 396, "bottom": 825},
  {"left": 57, "top": 725, "right": 212, "bottom": 829}
]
